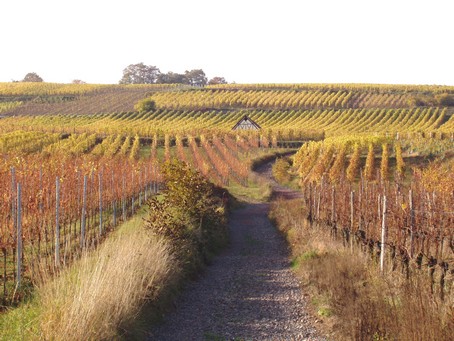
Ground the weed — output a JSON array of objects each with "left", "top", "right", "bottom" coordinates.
[{"left": 317, "top": 306, "right": 333, "bottom": 318}]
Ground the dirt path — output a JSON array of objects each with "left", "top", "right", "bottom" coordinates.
[
  {"left": 254, "top": 161, "right": 304, "bottom": 201},
  {"left": 147, "top": 162, "right": 323, "bottom": 340}
]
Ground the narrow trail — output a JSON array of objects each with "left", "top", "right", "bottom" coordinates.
[
  {"left": 147, "top": 161, "right": 323, "bottom": 340},
  {"left": 254, "top": 161, "right": 304, "bottom": 201}
]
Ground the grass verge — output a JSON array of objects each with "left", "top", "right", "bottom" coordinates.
[
  {"left": 38, "top": 225, "right": 173, "bottom": 340},
  {"left": 0, "top": 209, "right": 175, "bottom": 340},
  {"left": 227, "top": 173, "right": 272, "bottom": 203},
  {"left": 269, "top": 197, "right": 454, "bottom": 341}
]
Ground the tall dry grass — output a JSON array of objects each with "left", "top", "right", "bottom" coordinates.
[
  {"left": 37, "top": 229, "right": 174, "bottom": 340},
  {"left": 270, "top": 198, "right": 454, "bottom": 341}
]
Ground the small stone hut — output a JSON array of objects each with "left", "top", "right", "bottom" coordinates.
[{"left": 231, "top": 115, "right": 261, "bottom": 131}]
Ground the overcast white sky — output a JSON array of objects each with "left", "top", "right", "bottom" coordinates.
[{"left": 1, "top": 0, "right": 453, "bottom": 85}]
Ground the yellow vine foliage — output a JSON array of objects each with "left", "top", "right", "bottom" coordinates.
[
  {"left": 346, "top": 143, "right": 361, "bottom": 182},
  {"left": 395, "top": 143, "right": 405, "bottom": 179},
  {"left": 417, "top": 160, "right": 454, "bottom": 196},
  {"left": 364, "top": 143, "right": 375, "bottom": 181},
  {"left": 329, "top": 144, "right": 347, "bottom": 184},
  {"left": 380, "top": 143, "right": 389, "bottom": 181}
]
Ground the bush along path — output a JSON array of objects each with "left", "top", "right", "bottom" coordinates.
[{"left": 147, "top": 160, "right": 325, "bottom": 340}]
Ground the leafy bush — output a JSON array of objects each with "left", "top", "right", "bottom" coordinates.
[
  {"left": 272, "top": 157, "right": 292, "bottom": 184},
  {"left": 134, "top": 97, "right": 156, "bottom": 113},
  {"left": 145, "top": 160, "right": 228, "bottom": 272}
]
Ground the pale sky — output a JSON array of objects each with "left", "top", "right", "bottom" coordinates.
[{"left": 1, "top": 0, "right": 453, "bottom": 85}]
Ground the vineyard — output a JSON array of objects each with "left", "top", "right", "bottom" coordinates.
[
  {"left": 1, "top": 107, "right": 453, "bottom": 139},
  {"left": 292, "top": 135, "right": 454, "bottom": 297},
  {"left": 0, "top": 128, "right": 275, "bottom": 305},
  {"left": 1, "top": 82, "right": 453, "bottom": 139},
  {"left": 0, "top": 82, "right": 453, "bottom": 307}
]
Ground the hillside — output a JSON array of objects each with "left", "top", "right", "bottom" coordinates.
[
  {"left": 0, "top": 82, "right": 453, "bottom": 136},
  {"left": 0, "top": 82, "right": 453, "bottom": 340}
]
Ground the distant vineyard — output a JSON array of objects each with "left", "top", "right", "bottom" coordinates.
[
  {"left": 206, "top": 82, "right": 454, "bottom": 94},
  {"left": 0, "top": 101, "right": 22, "bottom": 113},
  {"left": 0, "top": 130, "right": 60, "bottom": 154},
  {"left": 1, "top": 83, "right": 453, "bottom": 119},
  {"left": 0, "top": 82, "right": 184, "bottom": 96},
  {"left": 149, "top": 89, "right": 410, "bottom": 110},
  {"left": 1, "top": 107, "right": 452, "bottom": 137},
  {"left": 2, "top": 82, "right": 452, "bottom": 98},
  {"left": 0, "top": 84, "right": 187, "bottom": 116}
]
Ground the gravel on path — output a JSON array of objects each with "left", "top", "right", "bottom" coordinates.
[
  {"left": 148, "top": 208, "right": 323, "bottom": 340},
  {"left": 147, "top": 161, "right": 325, "bottom": 340}
]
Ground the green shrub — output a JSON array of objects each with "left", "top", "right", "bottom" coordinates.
[
  {"left": 134, "top": 97, "right": 156, "bottom": 113},
  {"left": 145, "top": 160, "right": 228, "bottom": 272},
  {"left": 272, "top": 157, "right": 292, "bottom": 184}
]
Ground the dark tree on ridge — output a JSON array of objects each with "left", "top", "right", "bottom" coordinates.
[
  {"left": 157, "top": 72, "right": 188, "bottom": 84},
  {"left": 22, "top": 72, "right": 43, "bottom": 82},
  {"left": 185, "top": 69, "right": 207, "bottom": 86},
  {"left": 119, "top": 63, "right": 161, "bottom": 84}
]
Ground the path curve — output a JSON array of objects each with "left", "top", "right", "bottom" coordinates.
[
  {"left": 255, "top": 160, "right": 304, "bottom": 201},
  {"left": 147, "top": 161, "right": 324, "bottom": 340}
]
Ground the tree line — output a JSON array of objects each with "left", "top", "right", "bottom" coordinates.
[
  {"left": 14, "top": 64, "right": 227, "bottom": 86},
  {"left": 119, "top": 62, "right": 226, "bottom": 86}
]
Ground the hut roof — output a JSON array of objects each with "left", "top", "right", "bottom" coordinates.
[{"left": 232, "top": 115, "right": 261, "bottom": 130}]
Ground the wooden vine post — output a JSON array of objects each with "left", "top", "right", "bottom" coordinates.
[
  {"left": 55, "top": 177, "right": 60, "bottom": 267},
  {"left": 331, "top": 186, "right": 335, "bottom": 225},
  {"left": 139, "top": 170, "right": 142, "bottom": 206},
  {"left": 409, "top": 189, "right": 415, "bottom": 258},
  {"left": 16, "top": 183, "right": 22, "bottom": 289},
  {"left": 380, "top": 195, "right": 387, "bottom": 274},
  {"left": 122, "top": 175, "right": 126, "bottom": 221},
  {"left": 11, "top": 167, "right": 16, "bottom": 234},
  {"left": 81, "top": 175, "right": 87, "bottom": 249},
  {"left": 11, "top": 167, "right": 17, "bottom": 283},
  {"left": 112, "top": 170, "right": 116, "bottom": 227},
  {"left": 99, "top": 172, "right": 103, "bottom": 237},
  {"left": 350, "top": 190, "right": 354, "bottom": 252}
]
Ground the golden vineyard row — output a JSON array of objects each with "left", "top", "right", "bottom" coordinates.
[{"left": 1, "top": 107, "right": 452, "bottom": 137}]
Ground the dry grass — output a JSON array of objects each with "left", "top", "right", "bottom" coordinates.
[
  {"left": 37, "top": 228, "right": 174, "bottom": 340},
  {"left": 270, "top": 198, "right": 454, "bottom": 341}
]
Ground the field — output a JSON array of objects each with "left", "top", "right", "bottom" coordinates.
[{"left": 0, "top": 82, "right": 453, "bottom": 338}]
